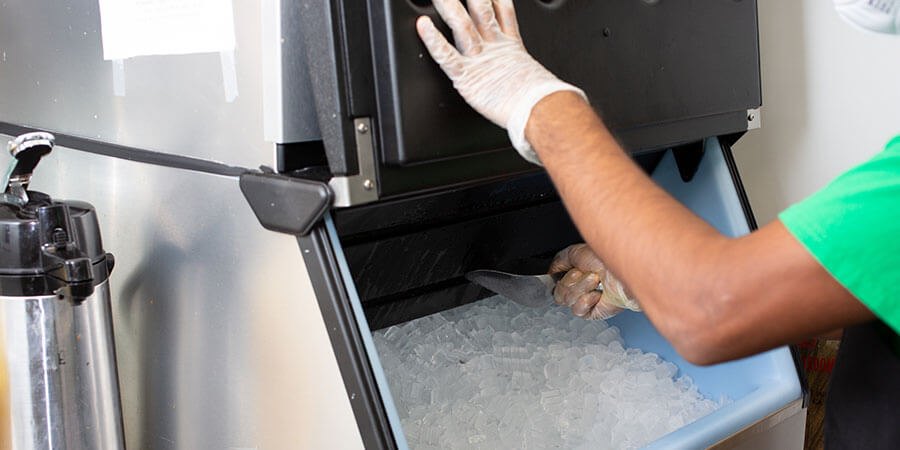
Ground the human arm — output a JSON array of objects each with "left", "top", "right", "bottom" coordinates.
[
  {"left": 417, "top": 0, "right": 875, "bottom": 364},
  {"left": 526, "top": 91, "right": 872, "bottom": 364}
]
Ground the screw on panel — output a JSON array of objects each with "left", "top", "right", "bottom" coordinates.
[
  {"left": 748, "top": 113, "right": 756, "bottom": 122},
  {"left": 52, "top": 227, "right": 68, "bottom": 247},
  {"left": 357, "top": 123, "right": 369, "bottom": 134},
  {"left": 362, "top": 179, "right": 374, "bottom": 191}
]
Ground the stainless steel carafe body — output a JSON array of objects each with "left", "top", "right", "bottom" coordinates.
[
  {"left": 0, "top": 133, "right": 124, "bottom": 449},
  {"left": 2, "top": 282, "right": 124, "bottom": 449}
]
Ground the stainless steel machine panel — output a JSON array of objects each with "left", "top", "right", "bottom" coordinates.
[
  {"left": 0, "top": 0, "right": 319, "bottom": 167},
  {"left": 0, "top": 138, "right": 363, "bottom": 449}
]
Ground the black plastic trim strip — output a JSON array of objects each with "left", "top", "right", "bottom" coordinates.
[
  {"left": 297, "top": 0, "right": 358, "bottom": 175},
  {"left": 719, "top": 136, "right": 758, "bottom": 230},
  {"left": 0, "top": 256, "right": 112, "bottom": 297},
  {"left": 720, "top": 137, "right": 810, "bottom": 409},
  {"left": 0, "top": 121, "right": 250, "bottom": 178},
  {"left": 298, "top": 224, "right": 395, "bottom": 450}
]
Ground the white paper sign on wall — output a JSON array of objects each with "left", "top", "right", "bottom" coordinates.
[{"left": 98, "top": 0, "right": 236, "bottom": 60}]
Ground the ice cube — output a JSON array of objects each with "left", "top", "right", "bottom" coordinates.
[{"left": 371, "top": 295, "right": 728, "bottom": 449}]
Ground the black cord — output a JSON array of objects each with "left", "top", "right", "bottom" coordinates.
[{"left": 0, "top": 122, "right": 253, "bottom": 178}]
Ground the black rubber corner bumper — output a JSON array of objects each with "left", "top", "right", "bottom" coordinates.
[{"left": 239, "top": 172, "right": 333, "bottom": 236}]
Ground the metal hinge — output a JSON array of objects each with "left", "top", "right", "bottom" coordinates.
[
  {"left": 746, "top": 108, "right": 761, "bottom": 131},
  {"left": 329, "top": 118, "right": 379, "bottom": 207}
]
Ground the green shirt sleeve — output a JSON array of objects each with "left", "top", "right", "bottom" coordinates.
[{"left": 779, "top": 135, "right": 900, "bottom": 335}]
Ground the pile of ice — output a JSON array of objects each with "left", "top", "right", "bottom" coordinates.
[{"left": 373, "top": 296, "right": 729, "bottom": 449}]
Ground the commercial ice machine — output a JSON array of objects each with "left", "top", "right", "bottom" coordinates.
[{"left": 0, "top": 0, "right": 807, "bottom": 448}]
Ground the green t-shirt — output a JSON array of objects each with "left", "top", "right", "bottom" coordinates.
[{"left": 779, "top": 135, "right": 900, "bottom": 343}]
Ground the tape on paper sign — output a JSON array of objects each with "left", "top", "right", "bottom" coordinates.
[
  {"left": 98, "top": 0, "right": 236, "bottom": 60},
  {"left": 112, "top": 59, "right": 126, "bottom": 96}
]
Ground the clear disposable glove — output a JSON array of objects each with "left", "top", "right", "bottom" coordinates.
[
  {"left": 833, "top": 0, "right": 900, "bottom": 35},
  {"left": 416, "top": 0, "right": 587, "bottom": 165},
  {"left": 549, "top": 243, "right": 641, "bottom": 320}
]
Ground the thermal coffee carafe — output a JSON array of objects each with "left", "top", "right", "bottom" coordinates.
[{"left": 0, "top": 133, "right": 125, "bottom": 449}]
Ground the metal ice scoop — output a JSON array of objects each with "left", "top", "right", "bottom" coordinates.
[{"left": 465, "top": 270, "right": 603, "bottom": 308}]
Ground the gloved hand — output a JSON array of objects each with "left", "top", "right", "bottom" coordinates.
[
  {"left": 833, "top": 0, "right": 900, "bottom": 35},
  {"left": 415, "top": 0, "right": 587, "bottom": 165},
  {"left": 549, "top": 243, "right": 641, "bottom": 320}
]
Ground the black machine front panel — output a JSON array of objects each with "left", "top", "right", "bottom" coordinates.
[
  {"left": 298, "top": 1, "right": 759, "bottom": 198},
  {"left": 369, "top": 0, "right": 761, "bottom": 167}
]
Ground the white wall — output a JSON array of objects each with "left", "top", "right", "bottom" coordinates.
[{"left": 732, "top": 0, "right": 900, "bottom": 224}]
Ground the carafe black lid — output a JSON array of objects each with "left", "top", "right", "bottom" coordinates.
[
  {"left": 0, "top": 193, "right": 106, "bottom": 275},
  {"left": 0, "top": 132, "right": 111, "bottom": 302}
]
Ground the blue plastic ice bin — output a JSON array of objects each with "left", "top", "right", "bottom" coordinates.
[
  {"left": 619, "top": 139, "right": 804, "bottom": 448},
  {"left": 359, "top": 138, "right": 805, "bottom": 449},
  {"left": 608, "top": 310, "right": 802, "bottom": 448}
]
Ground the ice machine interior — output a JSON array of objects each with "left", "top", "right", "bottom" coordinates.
[{"left": 307, "top": 138, "right": 806, "bottom": 449}]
